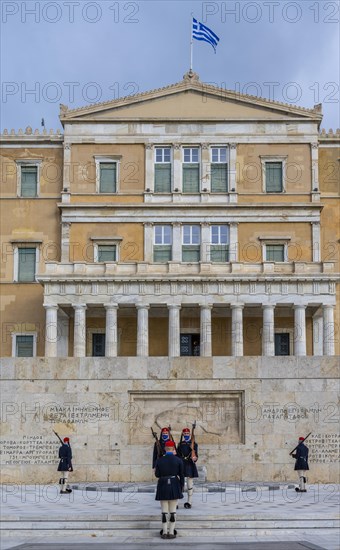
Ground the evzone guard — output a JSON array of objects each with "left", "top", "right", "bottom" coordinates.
[
  {"left": 290, "top": 435, "right": 310, "bottom": 492},
  {"left": 177, "top": 423, "right": 198, "bottom": 509},
  {"left": 54, "top": 431, "right": 73, "bottom": 494},
  {"left": 152, "top": 426, "right": 174, "bottom": 469},
  {"left": 155, "top": 440, "right": 184, "bottom": 539}
]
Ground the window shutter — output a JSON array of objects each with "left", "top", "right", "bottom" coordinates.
[
  {"left": 100, "top": 164, "right": 116, "bottom": 193},
  {"left": 266, "top": 162, "right": 283, "bottom": 192},
  {"left": 154, "top": 164, "right": 171, "bottom": 192},
  {"left": 16, "top": 335, "right": 34, "bottom": 357},
  {"left": 182, "top": 245, "right": 200, "bottom": 262},
  {"left": 21, "top": 166, "right": 38, "bottom": 197},
  {"left": 211, "top": 245, "right": 229, "bottom": 262},
  {"left": 211, "top": 164, "right": 228, "bottom": 192},
  {"left": 266, "top": 245, "right": 284, "bottom": 262},
  {"left": 183, "top": 164, "right": 199, "bottom": 193},
  {"left": 153, "top": 245, "right": 172, "bottom": 262},
  {"left": 18, "top": 248, "right": 36, "bottom": 282},
  {"left": 98, "top": 245, "right": 116, "bottom": 262}
]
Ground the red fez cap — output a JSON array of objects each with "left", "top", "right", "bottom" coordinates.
[
  {"left": 299, "top": 437, "right": 305, "bottom": 441},
  {"left": 182, "top": 428, "right": 190, "bottom": 434},
  {"left": 161, "top": 427, "right": 169, "bottom": 433},
  {"left": 63, "top": 437, "right": 69, "bottom": 443},
  {"left": 165, "top": 440, "right": 175, "bottom": 448}
]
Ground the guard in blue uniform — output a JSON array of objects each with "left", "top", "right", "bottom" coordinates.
[
  {"left": 152, "top": 427, "right": 171, "bottom": 469},
  {"left": 155, "top": 440, "right": 184, "bottom": 539},
  {"left": 177, "top": 427, "right": 198, "bottom": 508},
  {"left": 292, "top": 436, "right": 309, "bottom": 492},
  {"left": 57, "top": 437, "right": 73, "bottom": 494}
]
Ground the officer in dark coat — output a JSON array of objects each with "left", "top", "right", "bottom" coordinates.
[
  {"left": 152, "top": 427, "right": 171, "bottom": 469},
  {"left": 292, "top": 436, "right": 309, "bottom": 492},
  {"left": 177, "top": 427, "right": 198, "bottom": 508},
  {"left": 155, "top": 440, "right": 184, "bottom": 539},
  {"left": 57, "top": 437, "right": 73, "bottom": 494}
]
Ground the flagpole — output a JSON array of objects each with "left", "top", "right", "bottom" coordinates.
[{"left": 190, "top": 15, "right": 193, "bottom": 71}]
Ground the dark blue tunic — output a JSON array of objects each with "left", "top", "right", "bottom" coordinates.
[
  {"left": 155, "top": 454, "right": 184, "bottom": 501},
  {"left": 152, "top": 440, "right": 167, "bottom": 468},
  {"left": 57, "top": 443, "right": 73, "bottom": 472},
  {"left": 177, "top": 441, "right": 199, "bottom": 478},
  {"left": 292, "top": 442, "right": 309, "bottom": 471}
]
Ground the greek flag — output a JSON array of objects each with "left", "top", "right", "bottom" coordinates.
[{"left": 192, "top": 18, "right": 220, "bottom": 52}]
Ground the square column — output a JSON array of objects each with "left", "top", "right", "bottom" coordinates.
[
  {"left": 231, "top": 304, "right": 244, "bottom": 356},
  {"left": 229, "top": 143, "right": 237, "bottom": 203},
  {"left": 201, "top": 143, "right": 211, "bottom": 192},
  {"left": 323, "top": 305, "right": 335, "bottom": 356},
  {"left": 293, "top": 305, "right": 307, "bottom": 356},
  {"left": 201, "top": 223, "right": 211, "bottom": 262},
  {"left": 172, "top": 223, "right": 182, "bottom": 262},
  {"left": 44, "top": 305, "right": 59, "bottom": 357},
  {"left": 145, "top": 144, "right": 154, "bottom": 192},
  {"left": 173, "top": 144, "right": 182, "bottom": 192},
  {"left": 137, "top": 305, "right": 149, "bottom": 357},
  {"left": 262, "top": 304, "right": 275, "bottom": 356},
  {"left": 73, "top": 304, "right": 87, "bottom": 357},
  {"left": 311, "top": 222, "right": 321, "bottom": 262},
  {"left": 105, "top": 304, "right": 118, "bottom": 357},
  {"left": 200, "top": 304, "right": 213, "bottom": 357},
  {"left": 144, "top": 222, "right": 153, "bottom": 262},
  {"left": 229, "top": 222, "right": 238, "bottom": 262},
  {"left": 168, "top": 305, "right": 181, "bottom": 357}
]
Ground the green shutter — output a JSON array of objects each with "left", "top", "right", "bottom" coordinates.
[
  {"left": 153, "top": 245, "right": 172, "bottom": 262},
  {"left": 98, "top": 245, "right": 116, "bottom": 262},
  {"left": 182, "top": 246, "right": 200, "bottom": 262},
  {"left": 211, "top": 164, "right": 228, "bottom": 193},
  {"left": 100, "top": 164, "right": 116, "bottom": 193},
  {"left": 16, "top": 335, "right": 34, "bottom": 357},
  {"left": 211, "top": 245, "right": 229, "bottom": 262},
  {"left": 265, "top": 162, "right": 283, "bottom": 192},
  {"left": 266, "top": 245, "right": 284, "bottom": 262},
  {"left": 18, "top": 248, "right": 36, "bottom": 282},
  {"left": 21, "top": 166, "right": 37, "bottom": 197},
  {"left": 183, "top": 164, "right": 199, "bottom": 193},
  {"left": 154, "top": 164, "right": 171, "bottom": 192}
]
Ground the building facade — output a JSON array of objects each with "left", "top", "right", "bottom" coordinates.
[{"left": 1, "top": 72, "right": 339, "bottom": 359}]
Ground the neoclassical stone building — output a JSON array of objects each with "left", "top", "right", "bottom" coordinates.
[
  {"left": 1, "top": 73, "right": 339, "bottom": 484},
  {"left": 1, "top": 72, "right": 339, "bottom": 359}
]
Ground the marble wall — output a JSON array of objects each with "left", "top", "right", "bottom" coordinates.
[{"left": 0, "top": 357, "right": 338, "bottom": 483}]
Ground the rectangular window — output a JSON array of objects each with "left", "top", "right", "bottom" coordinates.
[
  {"left": 97, "top": 245, "right": 117, "bottom": 262},
  {"left": 154, "top": 147, "right": 171, "bottom": 193},
  {"left": 18, "top": 248, "right": 36, "bottom": 282},
  {"left": 21, "top": 165, "right": 38, "bottom": 197},
  {"left": 210, "top": 225, "right": 229, "bottom": 262},
  {"left": 265, "top": 162, "right": 283, "bottom": 193},
  {"left": 154, "top": 225, "right": 172, "bottom": 262},
  {"left": 211, "top": 147, "right": 228, "bottom": 192},
  {"left": 183, "top": 147, "right": 200, "bottom": 193},
  {"left": 266, "top": 244, "right": 285, "bottom": 262},
  {"left": 99, "top": 163, "right": 117, "bottom": 193},
  {"left": 16, "top": 335, "right": 34, "bottom": 357},
  {"left": 182, "top": 225, "right": 200, "bottom": 262}
]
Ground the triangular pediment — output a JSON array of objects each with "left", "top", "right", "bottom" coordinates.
[{"left": 60, "top": 73, "right": 322, "bottom": 124}]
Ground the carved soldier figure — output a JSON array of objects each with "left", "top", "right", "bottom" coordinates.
[
  {"left": 155, "top": 440, "right": 184, "bottom": 539},
  {"left": 152, "top": 427, "right": 171, "bottom": 469},
  {"left": 57, "top": 437, "right": 73, "bottom": 494},
  {"left": 292, "top": 436, "right": 309, "bottom": 492},
  {"left": 177, "top": 427, "right": 198, "bottom": 508}
]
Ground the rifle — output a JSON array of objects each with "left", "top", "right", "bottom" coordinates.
[
  {"left": 53, "top": 430, "right": 63, "bottom": 445},
  {"left": 289, "top": 432, "right": 312, "bottom": 456},
  {"left": 191, "top": 421, "right": 197, "bottom": 461},
  {"left": 151, "top": 427, "right": 163, "bottom": 458},
  {"left": 168, "top": 424, "right": 177, "bottom": 452}
]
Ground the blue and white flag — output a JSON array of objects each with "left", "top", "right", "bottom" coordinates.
[{"left": 192, "top": 18, "right": 220, "bottom": 52}]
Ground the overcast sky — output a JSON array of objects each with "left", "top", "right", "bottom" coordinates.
[{"left": 1, "top": 0, "right": 339, "bottom": 131}]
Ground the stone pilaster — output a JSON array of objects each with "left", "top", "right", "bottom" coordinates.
[
  {"left": 61, "top": 222, "right": 71, "bottom": 262},
  {"left": 229, "top": 222, "right": 238, "bottom": 262},
  {"left": 173, "top": 144, "right": 182, "bottom": 192},
  {"left": 172, "top": 223, "right": 182, "bottom": 262},
  {"left": 145, "top": 144, "right": 154, "bottom": 192},
  {"left": 144, "top": 223, "right": 154, "bottom": 263},
  {"left": 201, "top": 223, "right": 211, "bottom": 262},
  {"left": 311, "top": 222, "right": 321, "bottom": 262}
]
